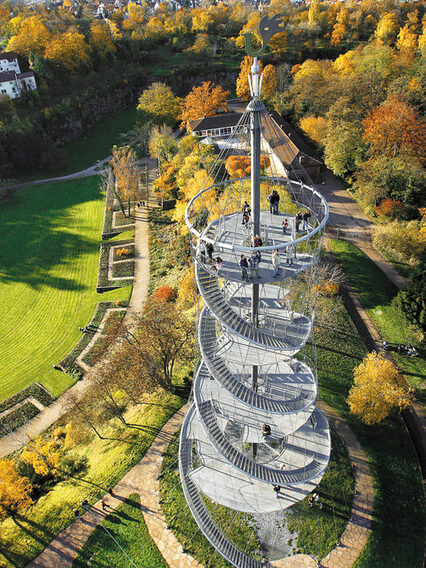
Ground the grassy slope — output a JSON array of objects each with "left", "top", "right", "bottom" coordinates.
[
  {"left": 315, "top": 298, "right": 424, "bottom": 568},
  {"left": 0, "top": 177, "right": 131, "bottom": 401},
  {"left": 72, "top": 494, "right": 167, "bottom": 568},
  {"left": 0, "top": 392, "right": 184, "bottom": 568},
  {"left": 329, "top": 239, "right": 425, "bottom": 402}
]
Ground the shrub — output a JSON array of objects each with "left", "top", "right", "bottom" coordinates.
[
  {"left": 153, "top": 285, "right": 176, "bottom": 302},
  {"left": 374, "top": 198, "right": 407, "bottom": 219},
  {"left": 116, "top": 247, "right": 130, "bottom": 258},
  {"left": 372, "top": 219, "right": 426, "bottom": 266},
  {"left": 394, "top": 264, "right": 426, "bottom": 333},
  {"left": 59, "top": 454, "right": 89, "bottom": 477}
]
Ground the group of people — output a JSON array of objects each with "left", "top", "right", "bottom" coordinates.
[
  {"left": 295, "top": 210, "right": 311, "bottom": 232},
  {"left": 383, "top": 341, "right": 418, "bottom": 357},
  {"left": 268, "top": 190, "right": 280, "bottom": 214}
]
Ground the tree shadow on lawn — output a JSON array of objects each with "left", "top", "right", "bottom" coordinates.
[{"left": 0, "top": 179, "right": 101, "bottom": 290}]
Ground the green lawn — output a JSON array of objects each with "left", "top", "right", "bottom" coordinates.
[
  {"left": 0, "top": 177, "right": 131, "bottom": 401},
  {"left": 329, "top": 239, "right": 425, "bottom": 403},
  {"left": 72, "top": 494, "right": 167, "bottom": 568},
  {"left": 315, "top": 297, "right": 424, "bottom": 568}
]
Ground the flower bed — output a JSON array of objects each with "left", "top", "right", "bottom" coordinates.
[
  {"left": 0, "top": 382, "right": 53, "bottom": 414},
  {"left": 97, "top": 239, "right": 134, "bottom": 292},
  {"left": 111, "top": 259, "right": 135, "bottom": 279},
  {"left": 113, "top": 244, "right": 135, "bottom": 261},
  {"left": 0, "top": 401, "right": 40, "bottom": 434},
  {"left": 81, "top": 309, "right": 127, "bottom": 367}
]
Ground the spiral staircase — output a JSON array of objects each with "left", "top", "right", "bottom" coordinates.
[{"left": 178, "top": 59, "right": 331, "bottom": 567}]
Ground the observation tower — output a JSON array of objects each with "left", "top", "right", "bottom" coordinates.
[{"left": 179, "top": 17, "right": 331, "bottom": 567}]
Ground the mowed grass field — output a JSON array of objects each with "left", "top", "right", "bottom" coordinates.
[{"left": 0, "top": 177, "right": 131, "bottom": 401}]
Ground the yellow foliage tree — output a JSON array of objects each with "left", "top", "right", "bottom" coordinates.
[
  {"left": 235, "top": 12, "right": 261, "bottom": 51},
  {"left": 396, "top": 24, "right": 418, "bottom": 57},
  {"left": 90, "top": 21, "right": 116, "bottom": 60},
  {"left": 7, "top": 15, "right": 51, "bottom": 57},
  {"left": 262, "top": 64, "right": 278, "bottom": 101},
  {"left": 191, "top": 7, "right": 214, "bottom": 33},
  {"left": 180, "top": 81, "right": 229, "bottom": 129},
  {"left": 347, "top": 351, "right": 413, "bottom": 425},
  {"left": 187, "top": 33, "right": 211, "bottom": 56},
  {"left": 177, "top": 264, "right": 196, "bottom": 310},
  {"left": 299, "top": 115, "right": 328, "bottom": 148},
  {"left": 44, "top": 27, "right": 91, "bottom": 73},
  {"left": 375, "top": 12, "right": 399, "bottom": 45},
  {"left": 21, "top": 436, "right": 61, "bottom": 476},
  {"left": 137, "top": 82, "right": 181, "bottom": 126},
  {"left": 0, "top": 459, "right": 33, "bottom": 520}
]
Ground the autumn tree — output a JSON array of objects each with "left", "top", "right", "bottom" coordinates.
[
  {"left": 110, "top": 146, "right": 141, "bottom": 216},
  {"left": 44, "top": 27, "right": 91, "bottom": 73},
  {"left": 90, "top": 21, "right": 116, "bottom": 62},
  {"left": 137, "top": 83, "right": 181, "bottom": 127},
  {"left": 363, "top": 98, "right": 426, "bottom": 164},
  {"left": 187, "top": 33, "right": 211, "bottom": 56},
  {"left": 21, "top": 436, "right": 61, "bottom": 476},
  {"left": 180, "top": 81, "right": 229, "bottom": 130},
  {"left": 0, "top": 459, "right": 32, "bottom": 520},
  {"left": 149, "top": 125, "right": 178, "bottom": 165},
  {"left": 135, "top": 296, "right": 194, "bottom": 389},
  {"left": 262, "top": 64, "right": 278, "bottom": 102},
  {"left": 375, "top": 12, "right": 399, "bottom": 45},
  {"left": 299, "top": 115, "right": 328, "bottom": 148},
  {"left": 7, "top": 15, "right": 51, "bottom": 57},
  {"left": 347, "top": 351, "right": 412, "bottom": 425}
]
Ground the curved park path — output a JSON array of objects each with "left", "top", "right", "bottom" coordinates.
[{"left": 27, "top": 403, "right": 373, "bottom": 568}]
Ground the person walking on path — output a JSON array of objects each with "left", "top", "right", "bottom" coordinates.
[
  {"left": 240, "top": 255, "right": 249, "bottom": 282},
  {"left": 272, "top": 249, "right": 280, "bottom": 278},
  {"left": 254, "top": 234, "right": 263, "bottom": 247},
  {"left": 282, "top": 218, "right": 288, "bottom": 235},
  {"left": 242, "top": 200, "right": 249, "bottom": 224},
  {"left": 285, "top": 246, "right": 293, "bottom": 266}
]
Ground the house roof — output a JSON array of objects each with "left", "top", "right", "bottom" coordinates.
[
  {"left": 0, "top": 52, "right": 19, "bottom": 62},
  {"left": 0, "top": 71, "right": 17, "bottom": 84},
  {"left": 18, "top": 71, "right": 35, "bottom": 79},
  {"left": 190, "top": 113, "right": 243, "bottom": 132}
]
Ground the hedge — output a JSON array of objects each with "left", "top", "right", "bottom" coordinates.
[
  {"left": 97, "top": 239, "right": 134, "bottom": 292},
  {"left": 0, "top": 401, "right": 40, "bottom": 435},
  {"left": 0, "top": 382, "right": 54, "bottom": 414}
]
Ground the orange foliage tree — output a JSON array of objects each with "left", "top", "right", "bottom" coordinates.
[
  {"left": 363, "top": 98, "right": 426, "bottom": 164},
  {"left": 0, "top": 459, "right": 33, "bottom": 520},
  {"left": 180, "top": 81, "right": 229, "bottom": 130},
  {"left": 347, "top": 351, "right": 412, "bottom": 425}
]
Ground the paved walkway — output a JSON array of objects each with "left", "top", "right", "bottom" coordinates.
[{"left": 26, "top": 403, "right": 373, "bottom": 568}]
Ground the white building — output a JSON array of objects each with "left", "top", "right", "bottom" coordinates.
[{"left": 0, "top": 52, "right": 37, "bottom": 99}]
